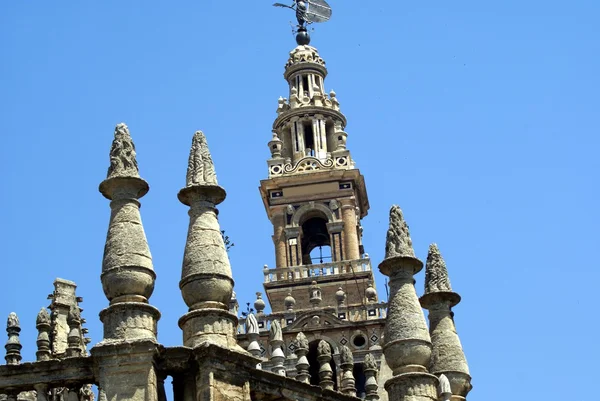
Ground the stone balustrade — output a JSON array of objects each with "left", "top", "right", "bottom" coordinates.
[{"left": 263, "top": 258, "right": 372, "bottom": 283}]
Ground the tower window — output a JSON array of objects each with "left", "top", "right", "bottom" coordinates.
[
  {"left": 302, "top": 75, "right": 309, "bottom": 96},
  {"left": 303, "top": 121, "right": 314, "bottom": 156}
]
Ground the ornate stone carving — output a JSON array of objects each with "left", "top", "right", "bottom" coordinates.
[
  {"left": 294, "top": 332, "right": 310, "bottom": 383},
  {"left": 438, "top": 374, "right": 452, "bottom": 401},
  {"left": 385, "top": 205, "right": 416, "bottom": 259},
  {"left": 269, "top": 320, "right": 285, "bottom": 376},
  {"left": 254, "top": 292, "right": 266, "bottom": 315},
  {"left": 36, "top": 308, "right": 51, "bottom": 362},
  {"left": 339, "top": 346, "right": 356, "bottom": 397},
  {"left": 245, "top": 314, "right": 262, "bottom": 365},
  {"left": 5, "top": 312, "right": 21, "bottom": 365},
  {"left": 107, "top": 123, "right": 140, "bottom": 179},
  {"left": 286, "top": 45, "right": 326, "bottom": 68},
  {"left": 363, "top": 353, "right": 380, "bottom": 401},
  {"left": 317, "top": 340, "right": 334, "bottom": 390},
  {"left": 424, "top": 244, "right": 452, "bottom": 294},
  {"left": 186, "top": 131, "right": 218, "bottom": 187},
  {"left": 283, "top": 156, "right": 335, "bottom": 174},
  {"left": 284, "top": 292, "right": 296, "bottom": 311},
  {"left": 309, "top": 281, "right": 322, "bottom": 307},
  {"left": 66, "top": 307, "right": 83, "bottom": 358}
]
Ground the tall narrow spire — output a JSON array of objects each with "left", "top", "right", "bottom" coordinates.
[
  {"left": 97, "top": 123, "right": 160, "bottom": 343},
  {"left": 379, "top": 206, "right": 438, "bottom": 401},
  {"left": 178, "top": 131, "right": 239, "bottom": 350},
  {"left": 420, "top": 244, "right": 472, "bottom": 401}
]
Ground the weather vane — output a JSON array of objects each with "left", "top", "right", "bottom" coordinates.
[{"left": 273, "top": 0, "right": 332, "bottom": 45}]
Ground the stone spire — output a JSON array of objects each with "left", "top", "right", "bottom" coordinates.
[
  {"left": 317, "top": 340, "right": 334, "bottom": 390},
  {"left": 5, "top": 313, "right": 21, "bottom": 365},
  {"left": 269, "top": 320, "right": 285, "bottom": 376},
  {"left": 94, "top": 123, "right": 162, "bottom": 401},
  {"left": 379, "top": 205, "right": 438, "bottom": 401},
  {"left": 339, "top": 346, "right": 356, "bottom": 397},
  {"left": 363, "top": 353, "right": 380, "bottom": 401},
  {"left": 178, "top": 131, "right": 238, "bottom": 350},
  {"left": 293, "top": 332, "right": 310, "bottom": 383},
  {"left": 420, "top": 244, "right": 472, "bottom": 401},
  {"left": 98, "top": 123, "right": 160, "bottom": 342},
  {"left": 36, "top": 308, "right": 51, "bottom": 362}
]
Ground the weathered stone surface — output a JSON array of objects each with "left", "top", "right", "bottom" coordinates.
[
  {"left": 186, "top": 131, "right": 218, "bottom": 187},
  {"left": 384, "top": 206, "right": 415, "bottom": 259},
  {"left": 424, "top": 244, "right": 452, "bottom": 294},
  {"left": 339, "top": 346, "right": 356, "bottom": 397},
  {"left": 317, "top": 340, "right": 334, "bottom": 390},
  {"left": 36, "top": 309, "right": 51, "bottom": 362},
  {"left": 384, "top": 373, "right": 438, "bottom": 401},
  {"left": 363, "top": 353, "right": 380, "bottom": 401},
  {"left": 99, "top": 303, "right": 160, "bottom": 343},
  {"left": 106, "top": 123, "right": 140, "bottom": 180}
]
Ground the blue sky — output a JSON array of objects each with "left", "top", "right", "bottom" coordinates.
[{"left": 1, "top": 1, "right": 598, "bottom": 400}]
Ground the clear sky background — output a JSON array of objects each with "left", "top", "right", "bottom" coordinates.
[{"left": 1, "top": 1, "right": 599, "bottom": 400}]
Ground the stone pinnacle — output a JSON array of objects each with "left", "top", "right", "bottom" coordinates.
[
  {"left": 385, "top": 205, "right": 416, "bottom": 259},
  {"left": 425, "top": 243, "right": 453, "bottom": 294}
]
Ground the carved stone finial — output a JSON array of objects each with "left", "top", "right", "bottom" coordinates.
[
  {"left": 245, "top": 314, "right": 262, "bottom": 364},
  {"left": 336, "top": 286, "right": 346, "bottom": 306},
  {"left": 385, "top": 205, "right": 416, "bottom": 259},
  {"left": 438, "top": 374, "right": 452, "bottom": 401},
  {"left": 309, "top": 281, "right": 322, "bottom": 307},
  {"left": 186, "top": 131, "right": 218, "bottom": 187},
  {"left": 363, "top": 353, "right": 380, "bottom": 401},
  {"left": 284, "top": 292, "right": 296, "bottom": 311},
  {"left": 365, "top": 281, "right": 377, "bottom": 303},
  {"left": 294, "top": 332, "right": 310, "bottom": 383},
  {"left": 66, "top": 307, "right": 83, "bottom": 358},
  {"left": 246, "top": 313, "right": 259, "bottom": 335},
  {"left": 269, "top": 320, "right": 283, "bottom": 343},
  {"left": 36, "top": 308, "right": 51, "bottom": 362},
  {"left": 269, "top": 320, "right": 285, "bottom": 376},
  {"left": 107, "top": 123, "right": 140, "bottom": 179},
  {"left": 424, "top": 243, "right": 453, "bottom": 294},
  {"left": 5, "top": 312, "right": 21, "bottom": 365},
  {"left": 339, "top": 345, "right": 356, "bottom": 396},
  {"left": 317, "top": 340, "right": 334, "bottom": 390},
  {"left": 254, "top": 292, "right": 266, "bottom": 314}
]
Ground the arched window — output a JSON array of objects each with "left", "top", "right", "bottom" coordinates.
[{"left": 301, "top": 216, "right": 330, "bottom": 265}]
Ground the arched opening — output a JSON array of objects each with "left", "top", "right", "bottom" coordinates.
[
  {"left": 301, "top": 216, "right": 330, "bottom": 265},
  {"left": 307, "top": 340, "right": 338, "bottom": 390}
]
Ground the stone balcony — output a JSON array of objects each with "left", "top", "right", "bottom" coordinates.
[{"left": 263, "top": 258, "right": 372, "bottom": 284}]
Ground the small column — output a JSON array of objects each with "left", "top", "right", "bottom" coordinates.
[
  {"left": 363, "top": 353, "right": 380, "bottom": 401},
  {"left": 285, "top": 227, "right": 302, "bottom": 266},
  {"left": 420, "top": 244, "right": 472, "bottom": 401},
  {"left": 341, "top": 199, "right": 360, "bottom": 260},
  {"left": 317, "top": 340, "right": 334, "bottom": 390},
  {"left": 326, "top": 221, "right": 344, "bottom": 262},
  {"left": 93, "top": 123, "right": 160, "bottom": 401},
  {"left": 5, "top": 313, "right": 21, "bottom": 365},
  {"left": 272, "top": 208, "right": 287, "bottom": 268},
  {"left": 269, "top": 320, "right": 286, "bottom": 376},
  {"left": 36, "top": 308, "right": 51, "bottom": 362},
  {"left": 294, "top": 332, "right": 310, "bottom": 383},
  {"left": 379, "top": 205, "right": 438, "bottom": 401},
  {"left": 178, "top": 131, "right": 239, "bottom": 350},
  {"left": 339, "top": 346, "right": 357, "bottom": 397}
]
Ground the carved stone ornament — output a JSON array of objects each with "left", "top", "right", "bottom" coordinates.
[
  {"left": 295, "top": 331, "right": 309, "bottom": 349},
  {"left": 246, "top": 313, "right": 259, "bottom": 335},
  {"left": 340, "top": 345, "right": 354, "bottom": 365},
  {"left": 363, "top": 353, "right": 377, "bottom": 371},
  {"left": 269, "top": 320, "right": 283, "bottom": 342},
  {"left": 317, "top": 339, "right": 331, "bottom": 356},
  {"left": 425, "top": 243, "right": 453, "bottom": 294},
  {"left": 384, "top": 205, "right": 416, "bottom": 259},
  {"left": 107, "top": 123, "right": 140, "bottom": 179},
  {"left": 186, "top": 131, "right": 218, "bottom": 187},
  {"left": 7, "top": 313, "right": 19, "bottom": 329},
  {"left": 36, "top": 308, "right": 50, "bottom": 325}
]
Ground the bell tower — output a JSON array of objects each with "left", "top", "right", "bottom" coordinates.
[{"left": 259, "top": 37, "right": 374, "bottom": 314}]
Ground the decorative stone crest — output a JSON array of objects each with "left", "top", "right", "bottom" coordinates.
[
  {"left": 385, "top": 205, "right": 416, "bottom": 259},
  {"left": 107, "top": 123, "right": 140, "bottom": 180},
  {"left": 186, "top": 131, "right": 218, "bottom": 187},
  {"left": 424, "top": 243, "right": 453, "bottom": 294}
]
